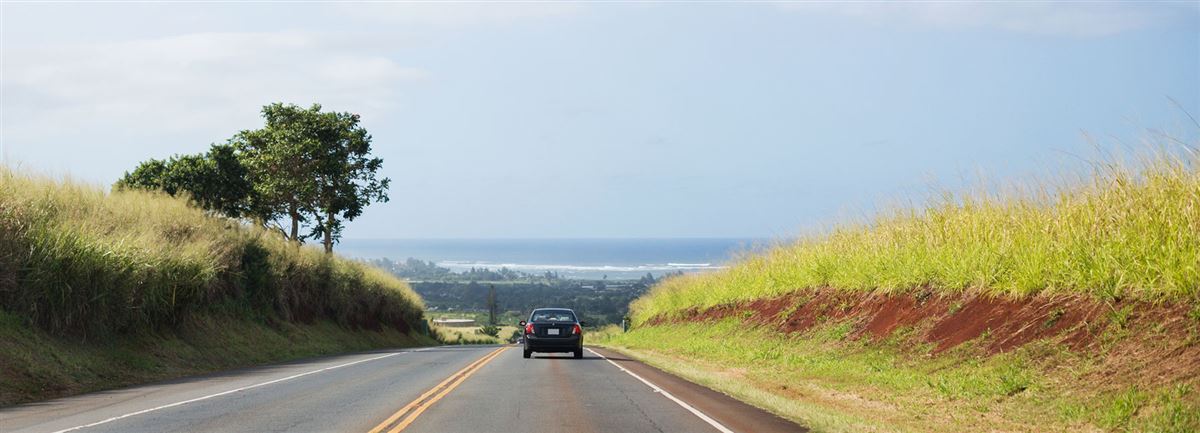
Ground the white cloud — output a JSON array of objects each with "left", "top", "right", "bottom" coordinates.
[
  {"left": 782, "top": 3, "right": 1191, "bottom": 38},
  {"left": 2, "top": 31, "right": 425, "bottom": 143},
  {"left": 330, "top": 3, "right": 583, "bottom": 27}
]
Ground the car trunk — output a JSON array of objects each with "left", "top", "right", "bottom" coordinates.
[{"left": 532, "top": 323, "right": 573, "bottom": 338}]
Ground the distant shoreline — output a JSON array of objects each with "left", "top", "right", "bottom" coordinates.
[{"left": 342, "top": 238, "right": 770, "bottom": 279}]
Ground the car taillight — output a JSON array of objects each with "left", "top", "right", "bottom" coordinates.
[
  {"left": 572, "top": 324, "right": 582, "bottom": 335},
  {"left": 525, "top": 323, "right": 534, "bottom": 334}
]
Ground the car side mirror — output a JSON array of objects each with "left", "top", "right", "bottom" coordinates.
[
  {"left": 519, "top": 320, "right": 527, "bottom": 327},
  {"left": 579, "top": 321, "right": 588, "bottom": 326}
]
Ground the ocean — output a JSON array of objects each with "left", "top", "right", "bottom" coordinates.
[{"left": 337, "top": 238, "right": 778, "bottom": 280}]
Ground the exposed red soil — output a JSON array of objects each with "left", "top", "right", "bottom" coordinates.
[
  {"left": 925, "top": 294, "right": 1106, "bottom": 353},
  {"left": 653, "top": 288, "right": 1197, "bottom": 359}
]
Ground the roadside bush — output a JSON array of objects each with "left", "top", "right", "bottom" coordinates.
[{"left": 477, "top": 324, "right": 500, "bottom": 338}]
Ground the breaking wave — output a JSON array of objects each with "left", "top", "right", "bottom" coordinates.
[{"left": 436, "top": 261, "right": 725, "bottom": 274}]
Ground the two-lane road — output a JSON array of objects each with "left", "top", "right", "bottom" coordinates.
[{"left": 1, "top": 345, "right": 806, "bottom": 433}]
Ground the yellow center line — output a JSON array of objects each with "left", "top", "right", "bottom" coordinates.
[
  {"left": 368, "top": 346, "right": 509, "bottom": 433},
  {"left": 385, "top": 347, "right": 508, "bottom": 433}
]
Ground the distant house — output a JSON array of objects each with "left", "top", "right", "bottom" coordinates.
[{"left": 432, "top": 318, "right": 476, "bottom": 327}]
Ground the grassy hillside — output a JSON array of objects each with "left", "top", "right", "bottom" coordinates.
[
  {"left": 605, "top": 147, "right": 1200, "bottom": 433},
  {"left": 632, "top": 151, "right": 1198, "bottom": 324},
  {"left": 0, "top": 168, "right": 431, "bottom": 404}
]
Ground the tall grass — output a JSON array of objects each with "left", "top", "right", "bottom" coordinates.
[
  {"left": 632, "top": 147, "right": 1200, "bottom": 324},
  {"left": 0, "top": 167, "right": 424, "bottom": 336}
]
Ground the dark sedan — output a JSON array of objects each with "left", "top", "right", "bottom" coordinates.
[{"left": 521, "top": 308, "right": 585, "bottom": 359}]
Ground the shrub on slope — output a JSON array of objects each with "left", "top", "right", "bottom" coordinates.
[
  {"left": 632, "top": 150, "right": 1199, "bottom": 325},
  {"left": 0, "top": 168, "right": 423, "bottom": 336}
]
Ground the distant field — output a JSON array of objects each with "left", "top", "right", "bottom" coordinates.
[
  {"left": 632, "top": 150, "right": 1199, "bottom": 324},
  {"left": 432, "top": 324, "right": 519, "bottom": 345},
  {"left": 425, "top": 312, "right": 519, "bottom": 344}
]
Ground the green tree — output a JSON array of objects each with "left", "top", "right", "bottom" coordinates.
[
  {"left": 233, "top": 103, "right": 388, "bottom": 251},
  {"left": 115, "top": 144, "right": 253, "bottom": 219},
  {"left": 116, "top": 159, "right": 170, "bottom": 193},
  {"left": 231, "top": 104, "right": 323, "bottom": 241},
  {"left": 305, "top": 109, "right": 389, "bottom": 253},
  {"left": 171, "top": 144, "right": 254, "bottom": 218}
]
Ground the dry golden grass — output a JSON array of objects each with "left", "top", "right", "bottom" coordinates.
[{"left": 0, "top": 167, "right": 423, "bottom": 335}]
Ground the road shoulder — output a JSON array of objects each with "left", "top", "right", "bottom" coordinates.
[{"left": 589, "top": 346, "right": 808, "bottom": 433}]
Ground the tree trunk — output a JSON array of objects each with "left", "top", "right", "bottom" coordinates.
[
  {"left": 289, "top": 205, "right": 300, "bottom": 242},
  {"left": 323, "top": 210, "right": 334, "bottom": 254}
]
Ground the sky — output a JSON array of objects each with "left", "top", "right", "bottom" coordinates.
[{"left": 1, "top": 2, "right": 1197, "bottom": 239}]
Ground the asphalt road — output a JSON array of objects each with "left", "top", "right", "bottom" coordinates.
[{"left": 1, "top": 345, "right": 807, "bottom": 433}]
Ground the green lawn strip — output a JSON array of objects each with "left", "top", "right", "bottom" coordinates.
[
  {"left": 594, "top": 321, "right": 1199, "bottom": 433},
  {"left": 0, "top": 310, "right": 435, "bottom": 406}
]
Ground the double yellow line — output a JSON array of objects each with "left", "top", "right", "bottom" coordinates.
[{"left": 368, "top": 346, "right": 509, "bottom": 433}]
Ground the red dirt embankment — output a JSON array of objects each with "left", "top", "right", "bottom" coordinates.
[
  {"left": 652, "top": 290, "right": 1200, "bottom": 383},
  {"left": 649, "top": 289, "right": 1200, "bottom": 384}
]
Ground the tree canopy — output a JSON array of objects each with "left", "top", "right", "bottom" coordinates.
[
  {"left": 116, "top": 102, "right": 390, "bottom": 253},
  {"left": 305, "top": 106, "right": 389, "bottom": 253},
  {"left": 115, "top": 143, "right": 254, "bottom": 219}
]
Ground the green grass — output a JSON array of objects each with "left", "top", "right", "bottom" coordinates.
[
  {"left": 631, "top": 150, "right": 1199, "bottom": 324},
  {"left": 0, "top": 167, "right": 431, "bottom": 403},
  {"left": 596, "top": 320, "right": 1200, "bottom": 433}
]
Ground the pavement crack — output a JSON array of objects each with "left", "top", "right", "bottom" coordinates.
[{"left": 614, "top": 379, "right": 666, "bottom": 433}]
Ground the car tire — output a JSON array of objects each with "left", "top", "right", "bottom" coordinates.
[
  {"left": 573, "top": 348, "right": 583, "bottom": 359},
  {"left": 523, "top": 349, "right": 532, "bottom": 359}
]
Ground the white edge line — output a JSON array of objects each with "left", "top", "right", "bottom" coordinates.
[
  {"left": 51, "top": 349, "right": 426, "bottom": 433},
  {"left": 586, "top": 348, "right": 736, "bottom": 433}
]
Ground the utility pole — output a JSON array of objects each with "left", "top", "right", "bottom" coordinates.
[{"left": 486, "top": 284, "right": 497, "bottom": 326}]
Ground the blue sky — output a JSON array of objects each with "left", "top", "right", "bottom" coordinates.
[{"left": 1, "top": 2, "right": 1197, "bottom": 239}]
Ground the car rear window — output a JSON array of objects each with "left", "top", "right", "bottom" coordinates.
[{"left": 531, "top": 310, "right": 576, "bottom": 322}]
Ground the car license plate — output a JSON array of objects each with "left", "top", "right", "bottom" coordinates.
[{"left": 547, "top": 328, "right": 560, "bottom": 335}]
